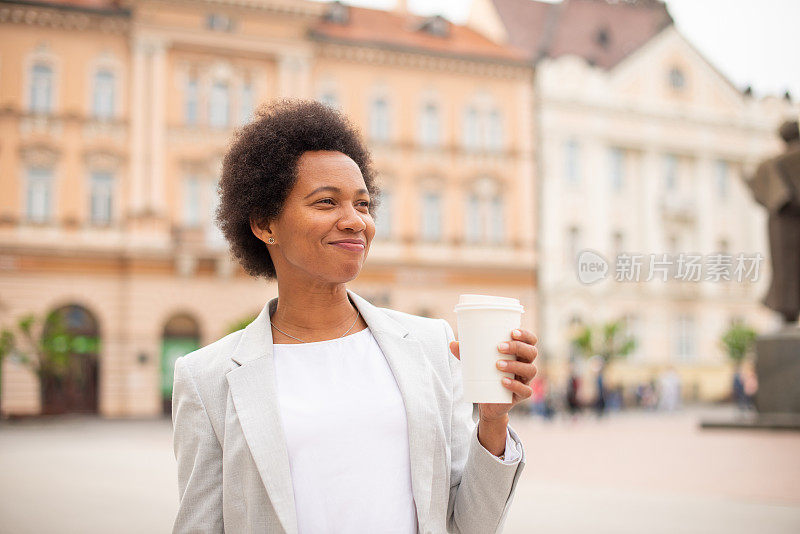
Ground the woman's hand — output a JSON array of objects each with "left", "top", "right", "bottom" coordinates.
[{"left": 448, "top": 328, "right": 538, "bottom": 422}]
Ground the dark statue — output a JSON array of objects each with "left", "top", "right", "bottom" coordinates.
[
  {"left": 747, "top": 120, "right": 800, "bottom": 324},
  {"left": 746, "top": 119, "right": 800, "bottom": 419}
]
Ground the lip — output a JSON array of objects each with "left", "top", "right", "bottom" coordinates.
[
  {"left": 331, "top": 242, "right": 365, "bottom": 252},
  {"left": 330, "top": 239, "right": 366, "bottom": 245}
]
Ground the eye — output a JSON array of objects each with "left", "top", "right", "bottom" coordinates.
[{"left": 317, "top": 198, "right": 335, "bottom": 205}]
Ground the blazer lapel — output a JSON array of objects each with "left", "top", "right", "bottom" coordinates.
[
  {"left": 226, "top": 296, "right": 298, "bottom": 534},
  {"left": 226, "top": 289, "right": 437, "bottom": 533}
]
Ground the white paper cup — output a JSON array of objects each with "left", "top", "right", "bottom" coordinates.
[{"left": 453, "top": 294, "right": 524, "bottom": 403}]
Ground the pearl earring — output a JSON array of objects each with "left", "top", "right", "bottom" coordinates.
[{"left": 268, "top": 237, "right": 275, "bottom": 244}]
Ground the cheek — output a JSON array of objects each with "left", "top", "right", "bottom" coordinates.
[{"left": 366, "top": 213, "right": 377, "bottom": 231}]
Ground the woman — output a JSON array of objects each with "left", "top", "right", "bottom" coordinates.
[{"left": 171, "top": 99, "right": 538, "bottom": 534}]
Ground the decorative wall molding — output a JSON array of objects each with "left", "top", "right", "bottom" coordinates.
[
  {"left": 0, "top": 5, "right": 130, "bottom": 33},
  {"left": 83, "top": 150, "right": 125, "bottom": 171},
  {"left": 147, "top": 0, "right": 325, "bottom": 18},
  {"left": 315, "top": 41, "right": 531, "bottom": 80},
  {"left": 19, "top": 143, "right": 60, "bottom": 167}
]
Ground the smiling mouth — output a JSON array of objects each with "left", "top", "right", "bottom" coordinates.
[{"left": 331, "top": 242, "right": 365, "bottom": 252}]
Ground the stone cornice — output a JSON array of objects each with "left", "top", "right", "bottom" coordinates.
[
  {"left": 0, "top": 107, "right": 129, "bottom": 125},
  {"left": 143, "top": 0, "right": 324, "bottom": 18},
  {"left": 542, "top": 95, "right": 779, "bottom": 135},
  {"left": 311, "top": 35, "right": 533, "bottom": 79},
  {"left": 0, "top": 1, "right": 130, "bottom": 33}
]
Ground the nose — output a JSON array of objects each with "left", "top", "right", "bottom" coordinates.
[{"left": 336, "top": 203, "right": 368, "bottom": 233}]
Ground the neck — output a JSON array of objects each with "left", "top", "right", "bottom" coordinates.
[{"left": 270, "top": 280, "right": 359, "bottom": 340}]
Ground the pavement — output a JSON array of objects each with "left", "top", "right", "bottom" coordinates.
[{"left": 1, "top": 406, "right": 798, "bottom": 534}]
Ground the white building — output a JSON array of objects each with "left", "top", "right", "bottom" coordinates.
[{"left": 470, "top": 0, "right": 798, "bottom": 400}]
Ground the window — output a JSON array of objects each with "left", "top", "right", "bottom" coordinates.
[
  {"left": 324, "top": 2, "right": 350, "bottom": 24},
  {"left": 420, "top": 191, "right": 442, "bottom": 241},
  {"left": 487, "top": 109, "right": 503, "bottom": 151},
  {"left": 30, "top": 63, "right": 53, "bottom": 113},
  {"left": 26, "top": 167, "right": 53, "bottom": 223},
  {"left": 206, "top": 179, "right": 225, "bottom": 247},
  {"left": 664, "top": 154, "right": 678, "bottom": 191},
  {"left": 596, "top": 27, "right": 611, "bottom": 49},
  {"left": 419, "top": 102, "right": 440, "bottom": 147},
  {"left": 375, "top": 189, "right": 392, "bottom": 240},
  {"left": 206, "top": 13, "right": 235, "bottom": 32},
  {"left": 669, "top": 68, "right": 685, "bottom": 90},
  {"left": 673, "top": 314, "right": 695, "bottom": 361},
  {"left": 566, "top": 226, "right": 581, "bottom": 265},
  {"left": 464, "top": 192, "right": 481, "bottom": 243},
  {"left": 463, "top": 106, "right": 479, "bottom": 149},
  {"left": 92, "top": 69, "right": 115, "bottom": 120},
  {"left": 238, "top": 80, "right": 254, "bottom": 126},
  {"left": 209, "top": 80, "right": 229, "bottom": 128},
  {"left": 463, "top": 105, "right": 502, "bottom": 151},
  {"left": 369, "top": 97, "right": 390, "bottom": 142},
  {"left": 565, "top": 139, "right": 580, "bottom": 185},
  {"left": 489, "top": 194, "right": 504, "bottom": 243},
  {"left": 609, "top": 147, "right": 624, "bottom": 192},
  {"left": 183, "top": 175, "right": 201, "bottom": 227},
  {"left": 319, "top": 91, "right": 338, "bottom": 109},
  {"left": 716, "top": 160, "right": 729, "bottom": 200},
  {"left": 420, "top": 15, "right": 449, "bottom": 37},
  {"left": 185, "top": 75, "right": 199, "bottom": 125},
  {"left": 612, "top": 230, "right": 624, "bottom": 261},
  {"left": 89, "top": 170, "right": 113, "bottom": 225}
]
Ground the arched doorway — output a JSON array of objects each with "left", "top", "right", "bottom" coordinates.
[
  {"left": 42, "top": 304, "right": 100, "bottom": 415},
  {"left": 161, "top": 314, "right": 201, "bottom": 415}
]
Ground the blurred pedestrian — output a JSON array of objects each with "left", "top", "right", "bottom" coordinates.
[
  {"left": 566, "top": 361, "right": 582, "bottom": 418},
  {"left": 530, "top": 374, "right": 547, "bottom": 417},
  {"left": 593, "top": 360, "right": 607, "bottom": 418},
  {"left": 743, "top": 363, "right": 758, "bottom": 411},
  {"left": 732, "top": 367, "right": 746, "bottom": 410},
  {"left": 657, "top": 366, "right": 681, "bottom": 411}
]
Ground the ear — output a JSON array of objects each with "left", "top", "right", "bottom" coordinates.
[{"left": 250, "top": 216, "right": 272, "bottom": 243}]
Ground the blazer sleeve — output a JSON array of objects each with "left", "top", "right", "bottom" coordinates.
[
  {"left": 171, "top": 356, "right": 224, "bottom": 534},
  {"left": 441, "top": 319, "right": 526, "bottom": 534}
]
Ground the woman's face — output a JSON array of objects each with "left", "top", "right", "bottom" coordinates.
[{"left": 255, "top": 150, "right": 376, "bottom": 284}]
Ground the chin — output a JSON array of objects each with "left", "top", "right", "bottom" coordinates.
[{"left": 336, "top": 262, "right": 364, "bottom": 281}]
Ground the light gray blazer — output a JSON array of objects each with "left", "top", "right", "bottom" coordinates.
[{"left": 172, "top": 288, "right": 526, "bottom": 534}]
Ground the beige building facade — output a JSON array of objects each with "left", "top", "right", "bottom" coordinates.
[{"left": 0, "top": 0, "right": 536, "bottom": 417}]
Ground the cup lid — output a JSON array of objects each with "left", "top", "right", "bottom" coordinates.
[{"left": 454, "top": 294, "right": 524, "bottom": 313}]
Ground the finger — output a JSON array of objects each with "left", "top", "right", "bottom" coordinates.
[
  {"left": 496, "top": 360, "right": 537, "bottom": 382},
  {"left": 510, "top": 328, "right": 538, "bottom": 346},
  {"left": 497, "top": 340, "right": 537, "bottom": 363},
  {"left": 501, "top": 376, "right": 533, "bottom": 399},
  {"left": 449, "top": 340, "right": 460, "bottom": 360}
]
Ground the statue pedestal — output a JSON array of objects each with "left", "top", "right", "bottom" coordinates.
[
  {"left": 755, "top": 326, "right": 800, "bottom": 413},
  {"left": 700, "top": 326, "right": 800, "bottom": 432}
]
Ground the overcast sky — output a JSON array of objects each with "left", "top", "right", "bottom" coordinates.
[{"left": 312, "top": 0, "right": 800, "bottom": 100}]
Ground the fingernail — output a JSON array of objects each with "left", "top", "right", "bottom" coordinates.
[
  {"left": 512, "top": 329, "right": 521, "bottom": 337},
  {"left": 498, "top": 342, "right": 509, "bottom": 351},
  {"left": 497, "top": 360, "right": 507, "bottom": 369},
  {"left": 502, "top": 378, "right": 511, "bottom": 384}
]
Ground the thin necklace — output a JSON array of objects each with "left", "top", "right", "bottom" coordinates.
[{"left": 270, "top": 309, "right": 361, "bottom": 344}]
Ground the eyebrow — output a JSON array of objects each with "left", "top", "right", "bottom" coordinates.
[{"left": 303, "top": 186, "right": 370, "bottom": 199}]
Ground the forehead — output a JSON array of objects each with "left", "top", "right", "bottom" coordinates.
[{"left": 294, "top": 151, "right": 365, "bottom": 190}]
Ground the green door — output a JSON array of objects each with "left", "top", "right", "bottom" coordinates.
[{"left": 161, "top": 337, "right": 200, "bottom": 405}]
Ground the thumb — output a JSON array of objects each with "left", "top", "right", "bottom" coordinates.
[{"left": 449, "top": 340, "right": 460, "bottom": 360}]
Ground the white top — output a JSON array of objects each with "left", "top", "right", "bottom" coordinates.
[{"left": 272, "top": 326, "right": 520, "bottom": 534}]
